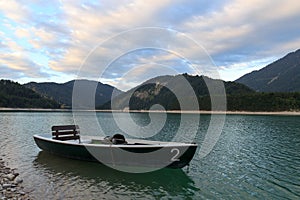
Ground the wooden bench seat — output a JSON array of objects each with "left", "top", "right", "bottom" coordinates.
[{"left": 52, "top": 125, "right": 81, "bottom": 142}]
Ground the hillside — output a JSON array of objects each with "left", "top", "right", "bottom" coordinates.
[
  {"left": 100, "top": 74, "right": 255, "bottom": 110},
  {"left": 0, "top": 80, "right": 60, "bottom": 108},
  {"left": 236, "top": 49, "right": 300, "bottom": 92},
  {"left": 226, "top": 92, "right": 300, "bottom": 111},
  {"left": 25, "top": 80, "right": 123, "bottom": 108}
]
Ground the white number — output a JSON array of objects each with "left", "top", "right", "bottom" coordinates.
[{"left": 171, "top": 148, "right": 180, "bottom": 161}]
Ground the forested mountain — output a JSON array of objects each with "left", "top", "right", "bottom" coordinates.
[
  {"left": 2, "top": 72, "right": 300, "bottom": 111},
  {"left": 236, "top": 49, "right": 300, "bottom": 92},
  {"left": 99, "top": 74, "right": 255, "bottom": 110},
  {"left": 0, "top": 80, "right": 60, "bottom": 108},
  {"left": 3, "top": 46, "right": 300, "bottom": 112},
  {"left": 99, "top": 73, "right": 300, "bottom": 111},
  {"left": 25, "top": 80, "right": 123, "bottom": 108}
]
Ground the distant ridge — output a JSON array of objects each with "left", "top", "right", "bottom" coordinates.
[
  {"left": 0, "top": 80, "right": 60, "bottom": 108},
  {"left": 236, "top": 49, "right": 300, "bottom": 92},
  {"left": 2, "top": 70, "right": 300, "bottom": 111},
  {"left": 24, "top": 80, "right": 123, "bottom": 108},
  {"left": 99, "top": 73, "right": 300, "bottom": 112},
  {"left": 100, "top": 73, "right": 254, "bottom": 110}
]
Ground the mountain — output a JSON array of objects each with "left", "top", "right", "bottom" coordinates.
[
  {"left": 0, "top": 80, "right": 60, "bottom": 108},
  {"left": 100, "top": 74, "right": 254, "bottom": 110},
  {"left": 236, "top": 49, "right": 300, "bottom": 92},
  {"left": 24, "top": 80, "right": 123, "bottom": 108}
]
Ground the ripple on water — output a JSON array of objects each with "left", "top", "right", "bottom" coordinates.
[{"left": 0, "top": 112, "right": 300, "bottom": 199}]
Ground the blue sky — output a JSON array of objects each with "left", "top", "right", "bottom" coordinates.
[{"left": 1, "top": 0, "right": 300, "bottom": 90}]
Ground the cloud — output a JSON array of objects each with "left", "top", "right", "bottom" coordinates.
[
  {"left": 57, "top": 0, "right": 300, "bottom": 83},
  {"left": 47, "top": 0, "right": 175, "bottom": 74},
  {"left": 218, "top": 56, "right": 278, "bottom": 81},
  {"left": 0, "top": 0, "right": 300, "bottom": 89},
  {"left": 183, "top": 0, "right": 300, "bottom": 57},
  {"left": 103, "top": 62, "right": 179, "bottom": 91},
  {"left": 14, "top": 27, "right": 31, "bottom": 38},
  {"left": 0, "top": 0, "right": 30, "bottom": 23},
  {"left": 0, "top": 0, "right": 71, "bottom": 81},
  {"left": 0, "top": 51, "right": 50, "bottom": 80}
]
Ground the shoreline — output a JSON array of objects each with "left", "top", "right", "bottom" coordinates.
[
  {"left": 114, "top": 110, "right": 300, "bottom": 116},
  {"left": 0, "top": 158, "right": 31, "bottom": 199},
  {"left": 1, "top": 107, "right": 300, "bottom": 116}
]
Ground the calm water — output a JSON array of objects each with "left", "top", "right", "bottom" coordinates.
[{"left": 0, "top": 112, "right": 299, "bottom": 199}]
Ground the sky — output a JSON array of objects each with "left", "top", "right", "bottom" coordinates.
[{"left": 1, "top": 0, "right": 300, "bottom": 91}]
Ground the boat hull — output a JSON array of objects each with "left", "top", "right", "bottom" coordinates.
[{"left": 33, "top": 135, "right": 198, "bottom": 169}]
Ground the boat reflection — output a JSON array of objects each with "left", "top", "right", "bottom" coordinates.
[{"left": 33, "top": 151, "right": 198, "bottom": 198}]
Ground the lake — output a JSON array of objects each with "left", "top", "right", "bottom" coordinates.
[{"left": 0, "top": 111, "right": 299, "bottom": 199}]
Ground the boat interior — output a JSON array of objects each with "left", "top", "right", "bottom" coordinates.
[{"left": 49, "top": 125, "right": 194, "bottom": 146}]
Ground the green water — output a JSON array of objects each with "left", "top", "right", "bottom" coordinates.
[{"left": 0, "top": 112, "right": 299, "bottom": 199}]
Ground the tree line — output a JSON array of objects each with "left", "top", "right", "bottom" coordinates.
[
  {"left": 0, "top": 80, "right": 60, "bottom": 109},
  {"left": 127, "top": 88, "right": 300, "bottom": 111}
]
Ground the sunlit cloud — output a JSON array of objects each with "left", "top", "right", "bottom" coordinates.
[
  {"left": 0, "top": 0, "right": 30, "bottom": 23},
  {"left": 218, "top": 57, "right": 278, "bottom": 81},
  {"left": 0, "top": 0, "right": 300, "bottom": 90}
]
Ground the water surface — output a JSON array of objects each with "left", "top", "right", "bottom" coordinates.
[{"left": 0, "top": 112, "right": 299, "bottom": 199}]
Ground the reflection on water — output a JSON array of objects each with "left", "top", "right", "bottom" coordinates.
[{"left": 33, "top": 151, "right": 197, "bottom": 199}]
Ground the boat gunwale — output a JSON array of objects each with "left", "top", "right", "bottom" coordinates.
[{"left": 33, "top": 134, "right": 198, "bottom": 148}]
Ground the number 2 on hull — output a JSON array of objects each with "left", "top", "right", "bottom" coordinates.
[{"left": 171, "top": 148, "right": 180, "bottom": 161}]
